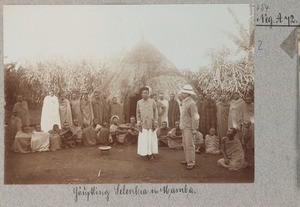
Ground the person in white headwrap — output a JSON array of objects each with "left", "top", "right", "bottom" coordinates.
[
  {"left": 136, "top": 86, "right": 159, "bottom": 160},
  {"left": 109, "top": 115, "right": 127, "bottom": 144}
]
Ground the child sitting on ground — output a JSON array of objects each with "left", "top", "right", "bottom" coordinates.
[
  {"left": 48, "top": 124, "right": 61, "bottom": 151},
  {"left": 71, "top": 119, "right": 83, "bottom": 145},
  {"left": 205, "top": 128, "right": 220, "bottom": 154},
  {"left": 98, "top": 122, "right": 110, "bottom": 145}
]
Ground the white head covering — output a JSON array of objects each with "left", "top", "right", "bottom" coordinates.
[
  {"left": 146, "top": 86, "right": 152, "bottom": 95},
  {"left": 180, "top": 84, "right": 196, "bottom": 95},
  {"left": 111, "top": 115, "right": 120, "bottom": 121}
]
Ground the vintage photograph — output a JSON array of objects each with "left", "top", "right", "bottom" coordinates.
[{"left": 4, "top": 4, "right": 254, "bottom": 184}]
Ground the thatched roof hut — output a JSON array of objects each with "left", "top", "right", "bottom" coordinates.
[
  {"left": 99, "top": 40, "right": 195, "bottom": 122},
  {"left": 102, "top": 40, "right": 192, "bottom": 101}
]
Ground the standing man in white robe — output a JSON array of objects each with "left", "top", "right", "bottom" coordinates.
[
  {"left": 41, "top": 90, "right": 61, "bottom": 132},
  {"left": 136, "top": 86, "right": 159, "bottom": 160}
]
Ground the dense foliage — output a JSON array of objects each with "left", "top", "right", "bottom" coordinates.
[
  {"left": 5, "top": 6, "right": 254, "bottom": 109},
  {"left": 182, "top": 6, "right": 254, "bottom": 98},
  {"left": 4, "top": 59, "right": 111, "bottom": 109},
  {"left": 181, "top": 47, "right": 254, "bottom": 97}
]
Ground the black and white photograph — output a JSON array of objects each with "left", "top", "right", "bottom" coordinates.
[{"left": 4, "top": 4, "right": 254, "bottom": 184}]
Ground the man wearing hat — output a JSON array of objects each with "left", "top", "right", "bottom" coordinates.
[
  {"left": 136, "top": 86, "right": 159, "bottom": 160},
  {"left": 179, "top": 84, "right": 199, "bottom": 170}
]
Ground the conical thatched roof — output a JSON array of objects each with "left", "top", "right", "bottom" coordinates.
[{"left": 102, "top": 40, "right": 192, "bottom": 101}]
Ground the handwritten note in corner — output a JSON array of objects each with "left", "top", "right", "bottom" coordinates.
[
  {"left": 254, "top": 4, "right": 299, "bottom": 58},
  {"left": 255, "top": 4, "right": 299, "bottom": 28}
]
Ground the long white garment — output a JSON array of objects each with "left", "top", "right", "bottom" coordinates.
[
  {"left": 41, "top": 95, "right": 61, "bottom": 132},
  {"left": 242, "top": 102, "right": 254, "bottom": 123},
  {"left": 160, "top": 99, "right": 169, "bottom": 126},
  {"left": 31, "top": 131, "right": 50, "bottom": 152},
  {"left": 228, "top": 99, "right": 244, "bottom": 129},
  {"left": 137, "top": 129, "right": 158, "bottom": 156}
]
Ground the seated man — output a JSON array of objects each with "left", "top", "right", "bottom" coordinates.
[
  {"left": 194, "top": 130, "right": 204, "bottom": 154},
  {"left": 110, "top": 115, "right": 127, "bottom": 145},
  {"left": 9, "top": 111, "right": 22, "bottom": 141},
  {"left": 157, "top": 121, "right": 171, "bottom": 147},
  {"left": 11, "top": 125, "right": 32, "bottom": 153},
  {"left": 217, "top": 127, "right": 246, "bottom": 171},
  {"left": 31, "top": 124, "right": 50, "bottom": 152},
  {"left": 71, "top": 119, "right": 83, "bottom": 145},
  {"left": 82, "top": 119, "right": 101, "bottom": 147},
  {"left": 48, "top": 124, "right": 61, "bottom": 151},
  {"left": 167, "top": 121, "right": 183, "bottom": 149},
  {"left": 98, "top": 122, "right": 110, "bottom": 145},
  {"left": 60, "top": 122, "right": 77, "bottom": 148},
  {"left": 120, "top": 116, "right": 140, "bottom": 145}
]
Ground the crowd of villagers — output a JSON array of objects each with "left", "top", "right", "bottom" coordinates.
[{"left": 9, "top": 84, "right": 254, "bottom": 172}]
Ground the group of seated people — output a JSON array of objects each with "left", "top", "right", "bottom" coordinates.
[
  {"left": 157, "top": 121, "right": 221, "bottom": 154},
  {"left": 157, "top": 119, "right": 253, "bottom": 171},
  {"left": 11, "top": 115, "right": 140, "bottom": 153},
  {"left": 11, "top": 121, "right": 82, "bottom": 153},
  {"left": 11, "top": 113, "right": 253, "bottom": 172}
]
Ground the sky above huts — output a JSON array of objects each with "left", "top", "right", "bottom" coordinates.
[{"left": 4, "top": 4, "right": 251, "bottom": 71}]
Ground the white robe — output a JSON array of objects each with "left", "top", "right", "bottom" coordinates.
[
  {"left": 41, "top": 95, "right": 61, "bottom": 132},
  {"left": 137, "top": 129, "right": 158, "bottom": 156},
  {"left": 242, "top": 102, "right": 254, "bottom": 123},
  {"left": 228, "top": 99, "right": 244, "bottom": 129},
  {"left": 31, "top": 131, "right": 50, "bottom": 152}
]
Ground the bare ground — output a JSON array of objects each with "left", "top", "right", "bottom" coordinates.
[{"left": 5, "top": 143, "right": 254, "bottom": 184}]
